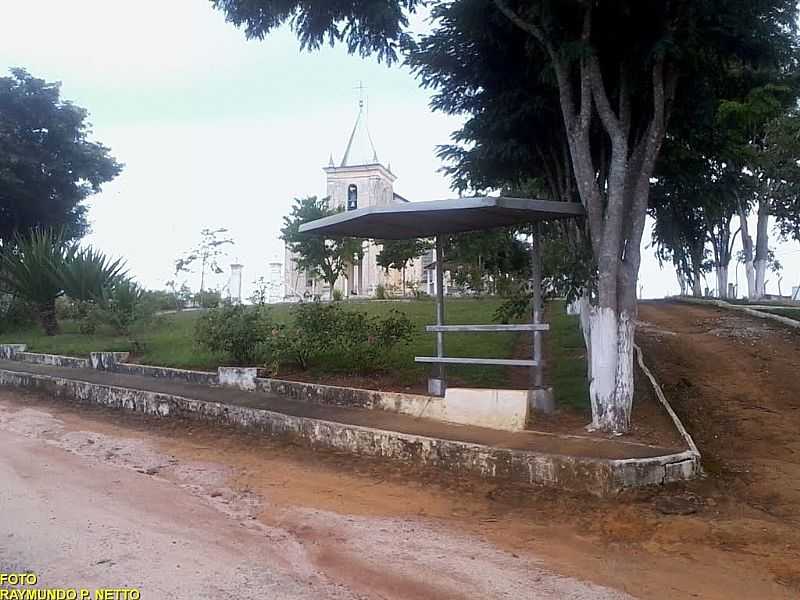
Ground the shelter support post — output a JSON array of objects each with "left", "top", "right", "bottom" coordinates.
[
  {"left": 530, "top": 223, "right": 554, "bottom": 413},
  {"left": 428, "top": 234, "right": 447, "bottom": 396}
]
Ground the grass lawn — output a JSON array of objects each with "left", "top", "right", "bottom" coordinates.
[
  {"left": 0, "top": 298, "right": 589, "bottom": 405},
  {"left": 546, "top": 301, "right": 590, "bottom": 411}
]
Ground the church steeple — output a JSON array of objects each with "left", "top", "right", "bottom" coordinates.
[{"left": 340, "top": 88, "right": 379, "bottom": 167}]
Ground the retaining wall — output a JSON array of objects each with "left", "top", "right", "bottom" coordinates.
[{"left": 0, "top": 366, "right": 700, "bottom": 495}]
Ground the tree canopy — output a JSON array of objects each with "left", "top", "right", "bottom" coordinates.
[
  {"left": 215, "top": 0, "right": 800, "bottom": 432},
  {"left": 281, "top": 196, "right": 362, "bottom": 292},
  {"left": 0, "top": 69, "right": 122, "bottom": 246}
]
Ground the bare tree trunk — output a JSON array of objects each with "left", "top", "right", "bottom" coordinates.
[
  {"left": 692, "top": 267, "right": 703, "bottom": 297},
  {"left": 738, "top": 205, "right": 756, "bottom": 298},
  {"left": 754, "top": 197, "right": 770, "bottom": 299},
  {"left": 37, "top": 299, "right": 60, "bottom": 336}
]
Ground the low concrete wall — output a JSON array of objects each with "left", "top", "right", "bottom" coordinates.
[
  {"left": 255, "top": 377, "right": 447, "bottom": 420},
  {"left": 90, "top": 352, "right": 130, "bottom": 370},
  {"left": 113, "top": 363, "right": 218, "bottom": 386},
  {"left": 0, "top": 344, "right": 27, "bottom": 360},
  {"left": 219, "top": 367, "right": 258, "bottom": 391},
  {"left": 15, "top": 351, "right": 90, "bottom": 369},
  {"left": 0, "top": 366, "right": 700, "bottom": 496}
]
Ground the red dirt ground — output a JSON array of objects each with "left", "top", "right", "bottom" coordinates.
[{"left": 3, "top": 300, "right": 799, "bottom": 598}]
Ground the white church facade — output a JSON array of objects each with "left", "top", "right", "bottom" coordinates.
[{"left": 284, "top": 102, "right": 426, "bottom": 300}]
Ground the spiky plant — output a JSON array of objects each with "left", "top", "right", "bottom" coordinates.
[
  {"left": 60, "top": 246, "right": 127, "bottom": 304},
  {"left": 0, "top": 229, "right": 66, "bottom": 335}
]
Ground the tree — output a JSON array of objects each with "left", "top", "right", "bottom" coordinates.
[
  {"left": 174, "top": 228, "right": 234, "bottom": 307},
  {"left": 281, "top": 196, "right": 362, "bottom": 295},
  {"left": 376, "top": 238, "right": 428, "bottom": 295},
  {"left": 214, "top": 0, "right": 799, "bottom": 433},
  {"left": 714, "top": 83, "right": 800, "bottom": 299},
  {"left": 649, "top": 144, "right": 710, "bottom": 297},
  {"left": 0, "top": 69, "right": 122, "bottom": 246}
]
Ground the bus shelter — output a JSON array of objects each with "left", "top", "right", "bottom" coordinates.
[{"left": 299, "top": 196, "right": 584, "bottom": 412}]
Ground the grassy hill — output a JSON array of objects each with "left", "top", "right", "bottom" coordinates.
[{"left": 0, "top": 298, "right": 588, "bottom": 406}]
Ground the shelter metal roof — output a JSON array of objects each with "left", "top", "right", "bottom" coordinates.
[{"left": 298, "top": 196, "right": 585, "bottom": 239}]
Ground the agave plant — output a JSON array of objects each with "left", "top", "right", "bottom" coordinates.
[
  {"left": 60, "top": 246, "right": 127, "bottom": 304},
  {"left": 0, "top": 229, "right": 66, "bottom": 335}
]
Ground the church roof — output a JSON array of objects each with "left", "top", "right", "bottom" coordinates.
[{"left": 340, "top": 101, "right": 379, "bottom": 167}]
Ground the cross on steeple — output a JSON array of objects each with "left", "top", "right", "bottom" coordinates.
[{"left": 355, "top": 81, "right": 366, "bottom": 109}]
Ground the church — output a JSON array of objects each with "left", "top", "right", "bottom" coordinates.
[{"left": 284, "top": 101, "right": 426, "bottom": 300}]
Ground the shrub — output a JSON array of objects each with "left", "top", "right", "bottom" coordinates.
[
  {"left": 194, "top": 289, "right": 222, "bottom": 309},
  {"left": 331, "top": 288, "right": 344, "bottom": 302},
  {"left": 270, "top": 301, "right": 413, "bottom": 372},
  {"left": 375, "top": 284, "right": 387, "bottom": 300},
  {"left": 93, "top": 279, "right": 157, "bottom": 335},
  {"left": 141, "top": 289, "right": 179, "bottom": 312},
  {"left": 195, "top": 304, "right": 274, "bottom": 365},
  {"left": 0, "top": 294, "right": 34, "bottom": 333}
]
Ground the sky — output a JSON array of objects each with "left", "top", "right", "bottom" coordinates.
[{"left": 1, "top": 0, "right": 798, "bottom": 301}]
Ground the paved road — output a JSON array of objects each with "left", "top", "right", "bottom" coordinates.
[{"left": 0, "top": 392, "right": 627, "bottom": 600}]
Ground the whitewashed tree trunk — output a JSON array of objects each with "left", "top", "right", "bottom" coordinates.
[
  {"left": 494, "top": 1, "right": 676, "bottom": 434},
  {"left": 578, "top": 294, "right": 592, "bottom": 382},
  {"left": 587, "top": 307, "right": 634, "bottom": 431},
  {"left": 754, "top": 259, "right": 768, "bottom": 298},
  {"left": 739, "top": 207, "right": 756, "bottom": 298},
  {"left": 754, "top": 198, "right": 770, "bottom": 299},
  {"left": 677, "top": 270, "right": 687, "bottom": 296},
  {"left": 716, "top": 267, "right": 729, "bottom": 298}
]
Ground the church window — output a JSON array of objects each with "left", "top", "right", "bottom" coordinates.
[{"left": 347, "top": 184, "right": 358, "bottom": 210}]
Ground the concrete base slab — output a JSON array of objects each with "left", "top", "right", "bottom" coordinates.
[
  {"left": 427, "top": 377, "right": 446, "bottom": 397},
  {"left": 528, "top": 387, "right": 555, "bottom": 415},
  {"left": 444, "top": 388, "right": 529, "bottom": 431}
]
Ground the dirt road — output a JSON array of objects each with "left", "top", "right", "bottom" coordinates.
[
  {"left": 0, "top": 392, "right": 624, "bottom": 600},
  {"left": 0, "top": 300, "right": 798, "bottom": 599}
]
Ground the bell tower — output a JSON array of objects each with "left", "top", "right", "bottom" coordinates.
[
  {"left": 325, "top": 90, "right": 396, "bottom": 212},
  {"left": 323, "top": 92, "right": 400, "bottom": 296}
]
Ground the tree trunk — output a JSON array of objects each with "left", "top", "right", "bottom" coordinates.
[
  {"left": 692, "top": 267, "right": 702, "bottom": 297},
  {"left": 37, "top": 299, "right": 60, "bottom": 336},
  {"left": 754, "top": 197, "right": 770, "bottom": 299},
  {"left": 493, "top": 2, "right": 674, "bottom": 433},
  {"left": 587, "top": 300, "right": 635, "bottom": 432},
  {"left": 578, "top": 294, "right": 592, "bottom": 383},
  {"left": 715, "top": 266, "right": 729, "bottom": 299},
  {"left": 677, "top": 269, "right": 687, "bottom": 296},
  {"left": 738, "top": 205, "right": 756, "bottom": 298}
]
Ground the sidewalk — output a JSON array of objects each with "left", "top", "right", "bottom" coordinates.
[{"left": 0, "top": 359, "right": 678, "bottom": 460}]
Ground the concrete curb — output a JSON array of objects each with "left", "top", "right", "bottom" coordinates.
[
  {"left": 634, "top": 343, "right": 701, "bottom": 460},
  {"left": 0, "top": 366, "right": 699, "bottom": 496},
  {"left": 674, "top": 296, "right": 800, "bottom": 330}
]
